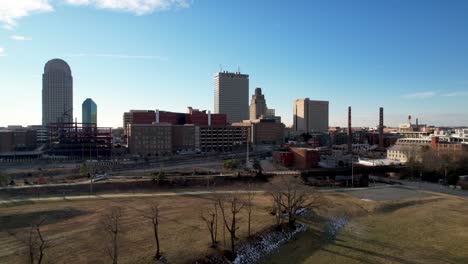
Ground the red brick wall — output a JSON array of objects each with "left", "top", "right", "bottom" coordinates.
[
  {"left": 132, "top": 112, "right": 156, "bottom": 124},
  {"left": 273, "top": 151, "right": 294, "bottom": 166},
  {"left": 290, "top": 148, "right": 320, "bottom": 170}
]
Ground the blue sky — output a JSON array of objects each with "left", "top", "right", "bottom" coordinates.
[{"left": 1, "top": 0, "right": 468, "bottom": 128}]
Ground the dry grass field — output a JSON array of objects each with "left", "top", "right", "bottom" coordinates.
[
  {"left": 262, "top": 191, "right": 468, "bottom": 264},
  {"left": 2, "top": 186, "right": 466, "bottom": 264},
  {"left": 0, "top": 193, "right": 277, "bottom": 264}
]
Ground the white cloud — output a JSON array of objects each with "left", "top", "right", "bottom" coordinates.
[
  {"left": 442, "top": 91, "right": 468, "bottom": 97},
  {"left": 66, "top": 0, "right": 191, "bottom": 15},
  {"left": 66, "top": 53, "right": 168, "bottom": 60},
  {"left": 65, "top": 0, "right": 91, "bottom": 5},
  {"left": 0, "top": 47, "right": 6, "bottom": 56},
  {"left": 0, "top": 0, "right": 53, "bottom": 29},
  {"left": 403, "top": 91, "right": 436, "bottom": 99},
  {"left": 1, "top": 0, "right": 191, "bottom": 29},
  {"left": 11, "top": 35, "right": 32, "bottom": 40}
]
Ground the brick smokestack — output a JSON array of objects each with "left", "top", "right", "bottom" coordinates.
[
  {"left": 347, "top": 106, "right": 352, "bottom": 153},
  {"left": 379, "top": 107, "right": 384, "bottom": 149}
]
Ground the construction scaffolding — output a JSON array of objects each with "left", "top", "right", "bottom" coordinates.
[{"left": 47, "top": 122, "right": 112, "bottom": 158}]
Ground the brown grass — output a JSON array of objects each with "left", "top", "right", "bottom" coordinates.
[
  {"left": 0, "top": 193, "right": 278, "bottom": 264},
  {"left": 262, "top": 194, "right": 468, "bottom": 264}
]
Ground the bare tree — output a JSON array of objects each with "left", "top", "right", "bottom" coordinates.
[
  {"left": 270, "top": 176, "right": 323, "bottom": 226},
  {"left": 102, "top": 207, "right": 123, "bottom": 264},
  {"left": 26, "top": 218, "right": 48, "bottom": 264},
  {"left": 143, "top": 203, "right": 163, "bottom": 259},
  {"left": 246, "top": 184, "right": 255, "bottom": 237},
  {"left": 200, "top": 202, "right": 219, "bottom": 248},
  {"left": 218, "top": 194, "right": 244, "bottom": 254},
  {"left": 270, "top": 191, "right": 284, "bottom": 227}
]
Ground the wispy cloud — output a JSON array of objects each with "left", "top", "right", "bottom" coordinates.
[
  {"left": 11, "top": 35, "right": 32, "bottom": 40},
  {"left": 403, "top": 91, "right": 436, "bottom": 99},
  {"left": 66, "top": 53, "right": 168, "bottom": 60},
  {"left": 1, "top": 0, "right": 191, "bottom": 29},
  {"left": 442, "top": 91, "right": 468, "bottom": 97},
  {"left": 0, "top": 0, "right": 54, "bottom": 30},
  {"left": 65, "top": 0, "right": 191, "bottom": 15},
  {"left": 0, "top": 47, "right": 6, "bottom": 57}
]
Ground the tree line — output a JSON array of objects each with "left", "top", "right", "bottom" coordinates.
[{"left": 404, "top": 146, "right": 468, "bottom": 185}]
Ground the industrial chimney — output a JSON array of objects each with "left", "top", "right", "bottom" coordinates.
[
  {"left": 347, "top": 106, "right": 352, "bottom": 153},
  {"left": 379, "top": 107, "right": 384, "bottom": 149}
]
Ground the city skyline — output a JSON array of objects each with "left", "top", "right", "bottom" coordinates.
[{"left": 1, "top": 0, "right": 468, "bottom": 128}]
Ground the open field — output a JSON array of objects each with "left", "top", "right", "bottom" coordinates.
[
  {"left": 0, "top": 188, "right": 372, "bottom": 264},
  {"left": 0, "top": 193, "right": 274, "bottom": 264},
  {"left": 262, "top": 189, "right": 468, "bottom": 264},
  {"left": 1, "top": 185, "right": 467, "bottom": 264}
]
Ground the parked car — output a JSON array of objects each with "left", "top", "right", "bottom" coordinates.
[
  {"left": 92, "top": 173, "right": 109, "bottom": 182},
  {"left": 456, "top": 175, "right": 468, "bottom": 190}
]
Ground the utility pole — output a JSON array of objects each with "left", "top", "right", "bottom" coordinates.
[
  {"left": 351, "top": 154, "right": 354, "bottom": 187},
  {"left": 246, "top": 130, "right": 250, "bottom": 168},
  {"left": 90, "top": 177, "right": 93, "bottom": 195}
]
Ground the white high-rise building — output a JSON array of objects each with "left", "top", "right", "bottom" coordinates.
[
  {"left": 42, "top": 59, "right": 73, "bottom": 126},
  {"left": 293, "top": 98, "right": 329, "bottom": 133},
  {"left": 214, "top": 71, "right": 249, "bottom": 123}
]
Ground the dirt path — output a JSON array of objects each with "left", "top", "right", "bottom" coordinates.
[{"left": 0, "top": 190, "right": 267, "bottom": 205}]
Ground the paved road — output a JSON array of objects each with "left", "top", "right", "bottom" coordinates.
[{"left": 371, "top": 176, "right": 468, "bottom": 198}]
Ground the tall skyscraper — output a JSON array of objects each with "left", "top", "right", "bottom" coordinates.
[
  {"left": 214, "top": 71, "right": 249, "bottom": 123},
  {"left": 42, "top": 59, "right": 73, "bottom": 126},
  {"left": 249, "top": 87, "right": 267, "bottom": 120},
  {"left": 82, "top": 98, "right": 97, "bottom": 126},
  {"left": 293, "top": 98, "right": 329, "bottom": 133}
]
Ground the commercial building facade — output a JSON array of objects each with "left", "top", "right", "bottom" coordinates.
[
  {"left": 127, "top": 123, "right": 173, "bottom": 157},
  {"left": 0, "top": 129, "right": 37, "bottom": 153},
  {"left": 214, "top": 71, "right": 249, "bottom": 123},
  {"left": 42, "top": 59, "right": 73, "bottom": 126},
  {"left": 123, "top": 108, "right": 227, "bottom": 136},
  {"left": 293, "top": 98, "right": 329, "bottom": 133},
  {"left": 127, "top": 123, "right": 249, "bottom": 156},
  {"left": 233, "top": 119, "right": 285, "bottom": 145}
]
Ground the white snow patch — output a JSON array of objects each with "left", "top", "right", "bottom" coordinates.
[{"left": 232, "top": 223, "right": 307, "bottom": 264}]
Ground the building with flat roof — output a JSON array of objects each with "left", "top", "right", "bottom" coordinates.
[
  {"left": 127, "top": 123, "right": 248, "bottom": 156},
  {"left": 127, "top": 123, "right": 173, "bottom": 157},
  {"left": 0, "top": 129, "right": 37, "bottom": 153},
  {"left": 42, "top": 59, "right": 73, "bottom": 126},
  {"left": 214, "top": 71, "right": 249, "bottom": 123},
  {"left": 293, "top": 98, "right": 329, "bottom": 133},
  {"left": 233, "top": 119, "right": 285, "bottom": 145},
  {"left": 123, "top": 108, "right": 227, "bottom": 137}
]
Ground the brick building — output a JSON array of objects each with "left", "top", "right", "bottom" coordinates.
[
  {"left": 123, "top": 108, "right": 227, "bottom": 137},
  {"left": 290, "top": 147, "right": 320, "bottom": 169},
  {"left": 0, "top": 129, "right": 37, "bottom": 153},
  {"left": 232, "top": 119, "right": 285, "bottom": 145},
  {"left": 127, "top": 123, "right": 173, "bottom": 157}
]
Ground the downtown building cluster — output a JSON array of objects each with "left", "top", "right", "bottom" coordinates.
[
  {"left": 3, "top": 58, "right": 466, "bottom": 168},
  {"left": 123, "top": 72, "right": 287, "bottom": 157}
]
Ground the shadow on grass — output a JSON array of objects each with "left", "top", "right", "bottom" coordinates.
[
  {"left": 0, "top": 207, "right": 86, "bottom": 231},
  {"left": 330, "top": 241, "right": 419, "bottom": 264},
  {"left": 378, "top": 197, "right": 445, "bottom": 214}
]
